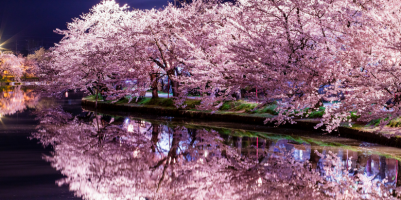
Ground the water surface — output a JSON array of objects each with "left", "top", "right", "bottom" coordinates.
[
  {"left": 0, "top": 86, "right": 81, "bottom": 200},
  {"left": 1, "top": 86, "right": 401, "bottom": 199}
]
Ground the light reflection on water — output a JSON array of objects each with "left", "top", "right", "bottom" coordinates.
[
  {"left": 31, "top": 110, "right": 401, "bottom": 199},
  {"left": 0, "top": 86, "right": 39, "bottom": 116},
  {"left": 3, "top": 87, "right": 401, "bottom": 199}
]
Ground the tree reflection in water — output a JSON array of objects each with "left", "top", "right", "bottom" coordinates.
[
  {"left": 31, "top": 108, "right": 401, "bottom": 199},
  {"left": 0, "top": 86, "right": 39, "bottom": 116}
]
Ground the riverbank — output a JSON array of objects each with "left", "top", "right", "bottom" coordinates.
[{"left": 82, "top": 98, "right": 401, "bottom": 148}]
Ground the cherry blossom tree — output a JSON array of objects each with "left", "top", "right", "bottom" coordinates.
[
  {"left": 46, "top": 0, "right": 149, "bottom": 103},
  {"left": 0, "top": 52, "right": 24, "bottom": 81},
  {"left": 224, "top": 0, "right": 400, "bottom": 131},
  {"left": 44, "top": 0, "right": 401, "bottom": 132},
  {"left": 23, "top": 47, "right": 46, "bottom": 78},
  {"left": 122, "top": 1, "right": 240, "bottom": 107},
  {"left": 313, "top": 0, "right": 401, "bottom": 133}
]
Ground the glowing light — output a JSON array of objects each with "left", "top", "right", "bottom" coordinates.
[
  {"left": 65, "top": 92, "right": 68, "bottom": 98},
  {"left": 132, "top": 150, "right": 140, "bottom": 158},
  {"left": 127, "top": 124, "right": 134, "bottom": 132},
  {"left": 257, "top": 177, "right": 262, "bottom": 186},
  {"left": 204, "top": 150, "right": 208, "bottom": 157}
]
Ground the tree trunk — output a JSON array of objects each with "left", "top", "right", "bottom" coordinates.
[
  {"left": 87, "top": 87, "right": 94, "bottom": 95},
  {"left": 150, "top": 73, "right": 158, "bottom": 99},
  {"left": 170, "top": 79, "right": 179, "bottom": 97},
  {"left": 151, "top": 124, "right": 160, "bottom": 153},
  {"left": 167, "top": 69, "right": 179, "bottom": 97},
  {"left": 156, "top": 128, "right": 180, "bottom": 192},
  {"left": 95, "top": 87, "right": 98, "bottom": 108},
  {"left": 168, "top": 129, "right": 180, "bottom": 161},
  {"left": 397, "top": 160, "right": 401, "bottom": 187},
  {"left": 378, "top": 156, "right": 387, "bottom": 180}
]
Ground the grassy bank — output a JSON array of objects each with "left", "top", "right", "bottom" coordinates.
[
  {"left": 0, "top": 77, "right": 12, "bottom": 83},
  {"left": 83, "top": 95, "right": 328, "bottom": 119},
  {"left": 82, "top": 95, "right": 377, "bottom": 128}
]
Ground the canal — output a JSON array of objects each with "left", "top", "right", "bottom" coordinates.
[{"left": 1, "top": 86, "right": 401, "bottom": 199}]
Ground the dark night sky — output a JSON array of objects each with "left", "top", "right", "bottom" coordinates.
[{"left": 0, "top": 0, "right": 172, "bottom": 53}]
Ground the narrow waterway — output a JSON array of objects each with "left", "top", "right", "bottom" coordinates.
[
  {"left": 2, "top": 86, "right": 401, "bottom": 199},
  {"left": 0, "top": 86, "right": 81, "bottom": 200}
]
